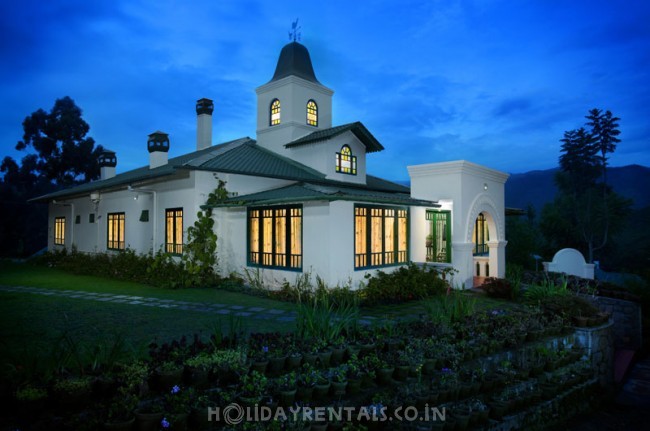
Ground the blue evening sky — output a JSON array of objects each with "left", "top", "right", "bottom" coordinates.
[{"left": 1, "top": 0, "right": 649, "bottom": 181}]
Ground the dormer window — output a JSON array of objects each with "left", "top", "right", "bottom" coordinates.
[
  {"left": 270, "top": 99, "right": 281, "bottom": 126},
  {"left": 335, "top": 145, "right": 357, "bottom": 175},
  {"left": 306, "top": 100, "right": 318, "bottom": 126}
]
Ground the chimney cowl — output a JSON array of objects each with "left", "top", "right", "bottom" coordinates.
[
  {"left": 147, "top": 131, "right": 170, "bottom": 153},
  {"left": 196, "top": 98, "right": 214, "bottom": 116},
  {"left": 98, "top": 150, "right": 117, "bottom": 168}
]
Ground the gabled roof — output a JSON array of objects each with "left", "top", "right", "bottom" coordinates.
[
  {"left": 208, "top": 182, "right": 437, "bottom": 208},
  {"left": 285, "top": 122, "right": 385, "bottom": 153}
]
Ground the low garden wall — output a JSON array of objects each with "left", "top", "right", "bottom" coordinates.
[{"left": 586, "top": 295, "right": 642, "bottom": 349}]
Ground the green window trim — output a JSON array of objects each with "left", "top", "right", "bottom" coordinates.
[
  {"left": 270, "top": 99, "right": 281, "bottom": 126},
  {"left": 107, "top": 212, "right": 125, "bottom": 250},
  {"left": 139, "top": 210, "right": 149, "bottom": 222},
  {"left": 247, "top": 204, "right": 302, "bottom": 271},
  {"left": 89, "top": 213, "right": 95, "bottom": 223},
  {"left": 75, "top": 215, "right": 81, "bottom": 224},
  {"left": 473, "top": 213, "right": 489, "bottom": 256},
  {"left": 426, "top": 210, "right": 451, "bottom": 263},
  {"left": 335, "top": 145, "right": 357, "bottom": 175},
  {"left": 354, "top": 204, "right": 409, "bottom": 270},
  {"left": 165, "top": 208, "right": 183, "bottom": 255},
  {"left": 306, "top": 99, "right": 318, "bottom": 126},
  {"left": 54, "top": 216, "right": 65, "bottom": 246}
]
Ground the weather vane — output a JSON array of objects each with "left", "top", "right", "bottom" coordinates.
[{"left": 288, "top": 18, "right": 301, "bottom": 42}]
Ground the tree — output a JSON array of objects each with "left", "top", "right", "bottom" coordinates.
[
  {"left": 541, "top": 108, "right": 631, "bottom": 264},
  {"left": 9, "top": 96, "right": 104, "bottom": 186},
  {"left": 0, "top": 97, "right": 102, "bottom": 257}
]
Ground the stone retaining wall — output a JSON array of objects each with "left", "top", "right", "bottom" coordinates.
[
  {"left": 574, "top": 320, "right": 615, "bottom": 386},
  {"left": 587, "top": 295, "right": 642, "bottom": 349}
]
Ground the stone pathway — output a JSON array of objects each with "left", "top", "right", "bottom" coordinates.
[{"left": 0, "top": 285, "right": 379, "bottom": 325}]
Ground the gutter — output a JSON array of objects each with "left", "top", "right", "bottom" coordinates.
[{"left": 128, "top": 186, "right": 157, "bottom": 251}]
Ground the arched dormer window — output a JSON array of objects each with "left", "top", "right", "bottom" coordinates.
[
  {"left": 270, "top": 99, "right": 281, "bottom": 126},
  {"left": 335, "top": 145, "right": 357, "bottom": 175},
  {"left": 306, "top": 100, "right": 318, "bottom": 126}
]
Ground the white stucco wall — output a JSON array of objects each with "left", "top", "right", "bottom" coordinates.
[{"left": 408, "top": 160, "right": 509, "bottom": 288}]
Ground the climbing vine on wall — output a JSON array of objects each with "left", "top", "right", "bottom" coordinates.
[{"left": 182, "top": 179, "right": 228, "bottom": 286}]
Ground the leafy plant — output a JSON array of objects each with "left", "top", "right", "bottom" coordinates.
[
  {"left": 481, "top": 277, "right": 513, "bottom": 299},
  {"left": 360, "top": 263, "right": 449, "bottom": 305},
  {"left": 15, "top": 385, "right": 48, "bottom": 402},
  {"left": 524, "top": 277, "right": 571, "bottom": 301}
]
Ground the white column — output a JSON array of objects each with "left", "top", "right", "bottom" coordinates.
[
  {"left": 487, "top": 240, "right": 507, "bottom": 278},
  {"left": 452, "top": 242, "right": 474, "bottom": 289}
]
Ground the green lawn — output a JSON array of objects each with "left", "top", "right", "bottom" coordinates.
[{"left": 0, "top": 260, "right": 513, "bottom": 377}]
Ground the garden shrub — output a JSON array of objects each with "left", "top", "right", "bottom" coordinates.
[
  {"left": 481, "top": 277, "right": 513, "bottom": 299},
  {"left": 35, "top": 247, "right": 222, "bottom": 289},
  {"left": 360, "top": 262, "right": 449, "bottom": 305},
  {"left": 537, "top": 295, "right": 600, "bottom": 320}
]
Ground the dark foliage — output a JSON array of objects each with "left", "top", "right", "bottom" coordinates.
[
  {"left": 360, "top": 262, "right": 449, "bottom": 305},
  {"left": 481, "top": 277, "right": 513, "bottom": 299}
]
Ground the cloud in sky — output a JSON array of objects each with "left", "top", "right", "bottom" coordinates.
[{"left": 1, "top": 0, "right": 648, "bottom": 182}]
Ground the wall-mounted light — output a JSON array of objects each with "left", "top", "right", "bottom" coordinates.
[
  {"left": 483, "top": 183, "right": 488, "bottom": 191},
  {"left": 134, "top": 194, "right": 138, "bottom": 201}
]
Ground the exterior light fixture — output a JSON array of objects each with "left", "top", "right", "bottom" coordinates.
[{"left": 483, "top": 183, "right": 488, "bottom": 191}]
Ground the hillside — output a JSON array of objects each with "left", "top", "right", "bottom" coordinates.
[{"left": 505, "top": 164, "right": 650, "bottom": 211}]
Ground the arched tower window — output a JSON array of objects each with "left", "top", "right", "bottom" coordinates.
[
  {"left": 270, "top": 99, "right": 281, "bottom": 126},
  {"left": 306, "top": 100, "right": 318, "bottom": 126},
  {"left": 335, "top": 145, "right": 357, "bottom": 175}
]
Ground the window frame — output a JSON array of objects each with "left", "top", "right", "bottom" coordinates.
[
  {"left": 335, "top": 145, "right": 357, "bottom": 175},
  {"left": 247, "top": 204, "right": 303, "bottom": 272},
  {"left": 107, "top": 212, "right": 126, "bottom": 251},
  {"left": 473, "top": 213, "right": 489, "bottom": 256},
  {"left": 54, "top": 216, "right": 66, "bottom": 246},
  {"left": 354, "top": 204, "right": 409, "bottom": 270},
  {"left": 270, "top": 99, "right": 281, "bottom": 126},
  {"left": 306, "top": 99, "right": 318, "bottom": 126},
  {"left": 165, "top": 208, "right": 183, "bottom": 255},
  {"left": 426, "top": 210, "right": 451, "bottom": 263}
]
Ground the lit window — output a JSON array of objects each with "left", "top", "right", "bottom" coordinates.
[
  {"left": 248, "top": 205, "right": 302, "bottom": 270},
  {"left": 355, "top": 205, "right": 408, "bottom": 269},
  {"left": 54, "top": 217, "right": 65, "bottom": 245},
  {"left": 426, "top": 211, "right": 451, "bottom": 263},
  {"left": 335, "top": 145, "right": 357, "bottom": 175},
  {"left": 270, "top": 99, "right": 281, "bottom": 126},
  {"left": 306, "top": 100, "right": 318, "bottom": 126},
  {"left": 165, "top": 208, "right": 183, "bottom": 255},
  {"left": 473, "top": 213, "right": 489, "bottom": 256},
  {"left": 107, "top": 212, "right": 125, "bottom": 250}
]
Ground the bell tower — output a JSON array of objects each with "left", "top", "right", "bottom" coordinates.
[{"left": 255, "top": 40, "right": 334, "bottom": 154}]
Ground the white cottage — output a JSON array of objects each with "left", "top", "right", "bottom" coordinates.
[{"left": 36, "top": 41, "right": 509, "bottom": 289}]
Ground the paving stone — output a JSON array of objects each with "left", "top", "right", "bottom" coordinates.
[
  {"left": 248, "top": 307, "right": 266, "bottom": 312},
  {"left": 97, "top": 297, "right": 114, "bottom": 302},
  {"left": 113, "top": 295, "right": 129, "bottom": 298},
  {"left": 111, "top": 299, "right": 130, "bottom": 303},
  {"left": 209, "top": 303, "right": 227, "bottom": 308},
  {"left": 267, "top": 309, "right": 285, "bottom": 315},
  {"left": 234, "top": 311, "right": 253, "bottom": 317},
  {"left": 215, "top": 309, "right": 232, "bottom": 315},
  {"left": 229, "top": 305, "right": 246, "bottom": 310},
  {"left": 129, "top": 301, "right": 144, "bottom": 305},
  {"left": 158, "top": 299, "right": 175, "bottom": 303}
]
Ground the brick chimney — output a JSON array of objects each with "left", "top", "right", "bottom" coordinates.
[
  {"left": 148, "top": 131, "right": 170, "bottom": 169},
  {"left": 196, "top": 98, "right": 214, "bottom": 151}
]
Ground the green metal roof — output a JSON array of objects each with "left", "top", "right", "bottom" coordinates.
[
  {"left": 285, "top": 122, "right": 385, "bottom": 153},
  {"left": 32, "top": 133, "right": 402, "bottom": 203},
  {"left": 208, "top": 182, "right": 438, "bottom": 208}
]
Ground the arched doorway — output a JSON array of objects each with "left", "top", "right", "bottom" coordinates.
[{"left": 465, "top": 194, "right": 507, "bottom": 287}]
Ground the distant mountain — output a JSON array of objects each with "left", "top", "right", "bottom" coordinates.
[{"left": 505, "top": 165, "right": 650, "bottom": 211}]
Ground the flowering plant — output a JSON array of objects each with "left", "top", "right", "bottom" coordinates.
[
  {"left": 297, "top": 364, "right": 318, "bottom": 388},
  {"left": 439, "top": 367, "right": 458, "bottom": 389},
  {"left": 278, "top": 371, "right": 297, "bottom": 391},
  {"left": 164, "top": 385, "right": 192, "bottom": 415}
]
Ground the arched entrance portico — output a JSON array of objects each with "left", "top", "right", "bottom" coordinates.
[{"left": 453, "top": 193, "right": 507, "bottom": 288}]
